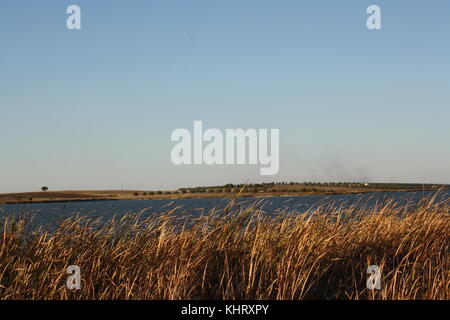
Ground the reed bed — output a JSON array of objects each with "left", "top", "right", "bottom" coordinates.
[{"left": 0, "top": 196, "right": 448, "bottom": 300}]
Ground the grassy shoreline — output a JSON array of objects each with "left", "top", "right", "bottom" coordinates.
[
  {"left": 0, "top": 197, "right": 448, "bottom": 300},
  {"left": 0, "top": 188, "right": 434, "bottom": 205}
]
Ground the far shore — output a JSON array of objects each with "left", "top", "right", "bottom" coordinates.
[{"left": 0, "top": 187, "right": 438, "bottom": 205}]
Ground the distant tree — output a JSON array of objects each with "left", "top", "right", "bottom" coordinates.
[{"left": 41, "top": 186, "right": 48, "bottom": 192}]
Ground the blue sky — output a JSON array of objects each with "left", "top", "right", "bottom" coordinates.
[{"left": 1, "top": 1, "right": 449, "bottom": 192}]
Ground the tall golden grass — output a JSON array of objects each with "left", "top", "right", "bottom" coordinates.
[{"left": 0, "top": 196, "right": 448, "bottom": 300}]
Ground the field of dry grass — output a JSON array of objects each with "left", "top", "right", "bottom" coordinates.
[{"left": 0, "top": 196, "right": 448, "bottom": 300}]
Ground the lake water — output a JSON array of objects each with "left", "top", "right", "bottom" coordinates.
[{"left": 1, "top": 190, "right": 448, "bottom": 228}]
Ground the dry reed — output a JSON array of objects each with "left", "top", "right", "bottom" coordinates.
[{"left": 0, "top": 196, "right": 448, "bottom": 300}]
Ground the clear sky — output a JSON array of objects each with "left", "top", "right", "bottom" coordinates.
[{"left": 1, "top": 0, "right": 449, "bottom": 192}]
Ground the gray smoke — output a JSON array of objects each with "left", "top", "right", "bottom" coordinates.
[{"left": 314, "top": 152, "right": 372, "bottom": 183}]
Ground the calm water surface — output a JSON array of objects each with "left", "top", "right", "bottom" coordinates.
[{"left": 1, "top": 190, "right": 449, "bottom": 227}]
